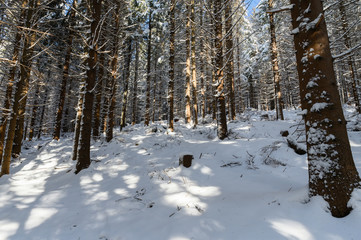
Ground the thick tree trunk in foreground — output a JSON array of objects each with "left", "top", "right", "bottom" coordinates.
[
  {"left": 225, "top": 0, "right": 235, "bottom": 120},
  {"left": 290, "top": 0, "right": 360, "bottom": 218},
  {"left": 185, "top": 1, "right": 192, "bottom": 124},
  {"left": 144, "top": 9, "right": 152, "bottom": 126},
  {"left": 214, "top": 0, "right": 227, "bottom": 139},
  {"left": 168, "top": 0, "right": 175, "bottom": 131},
  {"left": 190, "top": 0, "right": 198, "bottom": 126},
  {"left": 75, "top": 0, "right": 102, "bottom": 174}
]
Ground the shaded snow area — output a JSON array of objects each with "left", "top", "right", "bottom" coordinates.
[{"left": 1, "top": 108, "right": 361, "bottom": 240}]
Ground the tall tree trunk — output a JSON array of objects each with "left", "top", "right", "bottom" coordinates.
[
  {"left": 338, "top": 1, "right": 360, "bottom": 114},
  {"left": 144, "top": 8, "right": 152, "bottom": 126},
  {"left": 28, "top": 82, "right": 40, "bottom": 141},
  {"left": 225, "top": 0, "right": 236, "bottom": 120},
  {"left": 105, "top": 2, "right": 121, "bottom": 142},
  {"left": 199, "top": 6, "right": 206, "bottom": 120},
  {"left": 75, "top": 0, "right": 102, "bottom": 174},
  {"left": 214, "top": 0, "right": 227, "bottom": 139},
  {"left": 37, "top": 75, "right": 50, "bottom": 140},
  {"left": 132, "top": 40, "right": 139, "bottom": 125},
  {"left": 185, "top": 1, "right": 192, "bottom": 124},
  {"left": 168, "top": 0, "right": 175, "bottom": 131},
  {"left": 53, "top": 1, "right": 75, "bottom": 140},
  {"left": 290, "top": 0, "right": 361, "bottom": 218},
  {"left": 120, "top": 39, "right": 132, "bottom": 129},
  {"left": 72, "top": 80, "right": 85, "bottom": 160},
  {"left": 268, "top": 0, "right": 284, "bottom": 120},
  {"left": 190, "top": 0, "right": 198, "bottom": 126}
]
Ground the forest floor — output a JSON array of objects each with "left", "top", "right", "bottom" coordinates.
[{"left": 1, "top": 107, "right": 361, "bottom": 240}]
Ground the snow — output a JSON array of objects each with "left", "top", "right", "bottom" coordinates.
[{"left": 1, "top": 109, "right": 361, "bottom": 240}]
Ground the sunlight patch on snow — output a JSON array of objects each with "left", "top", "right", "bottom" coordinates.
[
  {"left": 187, "top": 186, "right": 221, "bottom": 197},
  {"left": 87, "top": 192, "right": 109, "bottom": 203},
  {"left": 270, "top": 219, "right": 314, "bottom": 240},
  {"left": 25, "top": 208, "right": 58, "bottom": 230},
  {"left": 122, "top": 174, "right": 140, "bottom": 189},
  {"left": 0, "top": 220, "right": 19, "bottom": 239},
  {"left": 92, "top": 173, "right": 104, "bottom": 182}
]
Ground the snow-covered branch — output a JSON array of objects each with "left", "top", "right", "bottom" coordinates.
[
  {"left": 266, "top": 4, "right": 294, "bottom": 14},
  {"left": 332, "top": 42, "right": 361, "bottom": 60}
]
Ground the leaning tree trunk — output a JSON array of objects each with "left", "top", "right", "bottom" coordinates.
[
  {"left": 214, "top": 0, "right": 227, "bottom": 139},
  {"left": 290, "top": 0, "right": 361, "bottom": 218},
  {"left": 75, "top": 0, "right": 102, "bottom": 174}
]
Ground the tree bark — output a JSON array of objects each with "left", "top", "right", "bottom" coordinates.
[
  {"left": 190, "top": 0, "right": 198, "bottom": 126},
  {"left": 168, "top": 0, "right": 175, "bottom": 131},
  {"left": 290, "top": 0, "right": 361, "bottom": 218},
  {"left": 144, "top": 8, "right": 152, "bottom": 126},
  {"left": 185, "top": 1, "right": 192, "bottom": 124},
  {"left": 53, "top": 1, "right": 75, "bottom": 140},
  {"left": 75, "top": 0, "right": 102, "bottom": 173},
  {"left": 132, "top": 40, "right": 139, "bottom": 125},
  {"left": 225, "top": 0, "right": 236, "bottom": 120},
  {"left": 120, "top": 39, "right": 132, "bottom": 129},
  {"left": 214, "top": 0, "right": 227, "bottom": 139},
  {"left": 268, "top": 0, "right": 284, "bottom": 120}
]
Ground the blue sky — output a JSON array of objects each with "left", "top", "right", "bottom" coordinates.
[{"left": 249, "top": 0, "right": 260, "bottom": 10}]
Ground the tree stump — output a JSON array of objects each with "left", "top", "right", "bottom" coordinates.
[{"left": 179, "top": 154, "right": 193, "bottom": 168}]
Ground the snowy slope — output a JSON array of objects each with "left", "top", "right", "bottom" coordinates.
[{"left": 1, "top": 109, "right": 361, "bottom": 240}]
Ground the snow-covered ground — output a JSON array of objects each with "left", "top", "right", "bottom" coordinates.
[{"left": 1, "top": 108, "right": 361, "bottom": 240}]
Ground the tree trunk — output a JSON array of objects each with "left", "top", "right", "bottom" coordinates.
[
  {"left": 214, "top": 0, "right": 227, "bottom": 139},
  {"left": 168, "top": 0, "right": 175, "bottom": 131},
  {"left": 144, "top": 9, "right": 152, "bottom": 126},
  {"left": 120, "top": 39, "right": 132, "bottom": 129},
  {"left": 75, "top": 0, "right": 102, "bottom": 174},
  {"left": 53, "top": 1, "right": 75, "bottom": 140},
  {"left": 225, "top": 0, "right": 236, "bottom": 120},
  {"left": 105, "top": 2, "right": 121, "bottom": 142},
  {"left": 132, "top": 40, "right": 139, "bottom": 125},
  {"left": 28, "top": 82, "right": 40, "bottom": 141},
  {"left": 290, "top": 0, "right": 361, "bottom": 218},
  {"left": 190, "top": 0, "right": 198, "bottom": 126},
  {"left": 37, "top": 75, "right": 50, "bottom": 140},
  {"left": 185, "top": 1, "right": 192, "bottom": 124},
  {"left": 268, "top": 0, "right": 284, "bottom": 120},
  {"left": 11, "top": 0, "right": 38, "bottom": 158},
  {"left": 338, "top": 1, "right": 360, "bottom": 114}
]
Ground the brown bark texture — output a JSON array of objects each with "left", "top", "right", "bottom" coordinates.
[
  {"left": 290, "top": 0, "right": 360, "bottom": 218},
  {"left": 168, "top": 0, "right": 175, "bottom": 131}
]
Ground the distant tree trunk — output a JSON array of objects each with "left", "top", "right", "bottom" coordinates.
[
  {"left": 28, "top": 82, "right": 41, "bottom": 141},
  {"left": 190, "top": 0, "right": 198, "bottom": 126},
  {"left": 92, "top": 43, "right": 105, "bottom": 139},
  {"left": 268, "top": 0, "right": 284, "bottom": 120},
  {"left": 53, "top": 1, "right": 75, "bottom": 140},
  {"left": 75, "top": 0, "right": 102, "bottom": 174},
  {"left": 120, "top": 39, "right": 132, "bottom": 129},
  {"left": 199, "top": 7, "right": 206, "bottom": 120},
  {"left": 37, "top": 76, "right": 50, "bottom": 140},
  {"left": 168, "top": 0, "right": 175, "bottom": 131},
  {"left": 214, "top": 0, "right": 227, "bottom": 139},
  {"left": 290, "top": 0, "right": 361, "bottom": 218},
  {"left": 152, "top": 52, "right": 158, "bottom": 123},
  {"left": 338, "top": 1, "right": 360, "bottom": 114},
  {"left": 106, "top": 2, "right": 121, "bottom": 142},
  {"left": 72, "top": 77, "right": 85, "bottom": 158},
  {"left": 132, "top": 40, "right": 139, "bottom": 125},
  {"left": 144, "top": 9, "right": 152, "bottom": 126},
  {"left": 185, "top": 1, "right": 192, "bottom": 124},
  {"left": 225, "top": 0, "right": 236, "bottom": 120}
]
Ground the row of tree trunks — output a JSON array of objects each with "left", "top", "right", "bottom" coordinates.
[{"left": 1, "top": 0, "right": 38, "bottom": 176}]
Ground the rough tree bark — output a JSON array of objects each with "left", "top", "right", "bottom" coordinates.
[
  {"left": 75, "top": 0, "right": 102, "bottom": 173},
  {"left": 144, "top": 8, "right": 152, "bottom": 126},
  {"left": 214, "top": 0, "right": 228, "bottom": 139},
  {"left": 190, "top": 0, "right": 198, "bottom": 126},
  {"left": 168, "top": 0, "right": 175, "bottom": 131},
  {"left": 185, "top": 1, "right": 192, "bottom": 124},
  {"left": 290, "top": 0, "right": 361, "bottom": 218}
]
